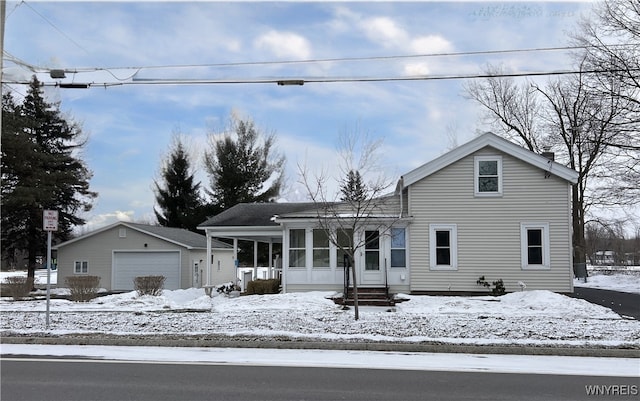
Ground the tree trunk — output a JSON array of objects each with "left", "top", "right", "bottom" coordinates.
[
  {"left": 350, "top": 259, "right": 359, "bottom": 321},
  {"left": 572, "top": 185, "right": 586, "bottom": 266}
]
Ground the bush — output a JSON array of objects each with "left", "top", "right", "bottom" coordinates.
[
  {"left": 134, "top": 275, "right": 165, "bottom": 296},
  {"left": 476, "top": 275, "right": 506, "bottom": 296},
  {"left": 2, "top": 276, "right": 34, "bottom": 300},
  {"left": 246, "top": 279, "right": 281, "bottom": 295},
  {"left": 65, "top": 276, "right": 101, "bottom": 302},
  {"left": 216, "top": 281, "right": 241, "bottom": 295}
]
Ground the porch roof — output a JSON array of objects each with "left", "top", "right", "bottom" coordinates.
[{"left": 198, "top": 202, "right": 319, "bottom": 228}]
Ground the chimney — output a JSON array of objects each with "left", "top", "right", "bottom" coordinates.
[{"left": 541, "top": 146, "right": 555, "bottom": 161}]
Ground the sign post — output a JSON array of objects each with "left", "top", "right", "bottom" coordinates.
[{"left": 43, "top": 210, "right": 58, "bottom": 329}]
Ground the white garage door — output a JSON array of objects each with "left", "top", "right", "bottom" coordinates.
[{"left": 113, "top": 251, "right": 181, "bottom": 291}]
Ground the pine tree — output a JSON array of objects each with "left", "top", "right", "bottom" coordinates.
[
  {"left": 1, "top": 77, "right": 96, "bottom": 279},
  {"left": 204, "top": 118, "right": 285, "bottom": 211},
  {"left": 154, "top": 138, "right": 205, "bottom": 232},
  {"left": 340, "top": 170, "right": 367, "bottom": 203}
]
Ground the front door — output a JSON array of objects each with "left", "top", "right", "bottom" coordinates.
[{"left": 358, "top": 230, "right": 385, "bottom": 286}]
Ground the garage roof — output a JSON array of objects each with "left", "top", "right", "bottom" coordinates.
[{"left": 54, "top": 222, "right": 231, "bottom": 250}]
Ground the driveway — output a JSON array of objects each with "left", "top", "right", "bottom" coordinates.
[{"left": 570, "top": 287, "right": 640, "bottom": 320}]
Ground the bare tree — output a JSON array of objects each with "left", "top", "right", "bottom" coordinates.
[
  {"left": 298, "top": 127, "right": 398, "bottom": 320},
  {"left": 572, "top": 0, "right": 640, "bottom": 207},
  {"left": 465, "top": 59, "right": 636, "bottom": 269},
  {"left": 575, "top": 0, "right": 640, "bottom": 104}
]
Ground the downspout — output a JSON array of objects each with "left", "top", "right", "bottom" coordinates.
[{"left": 398, "top": 177, "right": 404, "bottom": 218}]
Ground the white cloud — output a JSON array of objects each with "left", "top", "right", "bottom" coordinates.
[
  {"left": 77, "top": 210, "right": 134, "bottom": 234},
  {"left": 410, "top": 35, "right": 453, "bottom": 54},
  {"left": 361, "top": 16, "right": 408, "bottom": 48},
  {"left": 254, "top": 30, "right": 311, "bottom": 59},
  {"left": 403, "top": 62, "right": 430, "bottom": 76}
]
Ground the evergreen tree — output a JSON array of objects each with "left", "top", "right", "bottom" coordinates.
[
  {"left": 153, "top": 138, "right": 205, "bottom": 232},
  {"left": 1, "top": 77, "right": 96, "bottom": 279},
  {"left": 204, "top": 117, "right": 284, "bottom": 211},
  {"left": 340, "top": 170, "right": 367, "bottom": 203}
]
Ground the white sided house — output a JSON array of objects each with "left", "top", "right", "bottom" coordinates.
[
  {"left": 55, "top": 222, "right": 234, "bottom": 291},
  {"left": 199, "top": 133, "right": 579, "bottom": 295}
]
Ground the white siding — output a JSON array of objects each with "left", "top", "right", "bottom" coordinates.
[{"left": 408, "top": 147, "right": 573, "bottom": 293}]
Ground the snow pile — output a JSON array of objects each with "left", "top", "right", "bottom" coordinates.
[{"left": 1, "top": 288, "right": 638, "bottom": 348}]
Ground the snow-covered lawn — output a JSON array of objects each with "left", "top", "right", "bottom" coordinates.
[
  {"left": 2, "top": 270, "right": 639, "bottom": 348},
  {"left": 1, "top": 286, "right": 639, "bottom": 348},
  {"left": 574, "top": 271, "right": 640, "bottom": 294}
]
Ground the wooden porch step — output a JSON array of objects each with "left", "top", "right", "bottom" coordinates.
[{"left": 333, "top": 287, "right": 398, "bottom": 306}]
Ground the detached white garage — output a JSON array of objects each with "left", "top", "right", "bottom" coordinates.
[
  {"left": 113, "top": 251, "right": 181, "bottom": 290},
  {"left": 54, "top": 222, "right": 234, "bottom": 292}
]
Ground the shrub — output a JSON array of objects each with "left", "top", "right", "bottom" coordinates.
[
  {"left": 246, "top": 279, "right": 281, "bottom": 295},
  {"left": 134, "top": 275, "right": 165, "bottom": 296},
  {"left": 216, "top": 281, "right": 241, "bottom": 295},
  {"left": 2, "top": 276, "right": 34, "bottom": 300},
  {"left": 476, "top": 275, "right": 506, "bottom": 296},
  {"left": 65, "top": 276, "right": 101, "bottom": 302}
]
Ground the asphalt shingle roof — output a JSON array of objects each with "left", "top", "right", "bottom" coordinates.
[
  {"left": 126, "top": 222, "right": 230, "bottom": 249},
  {"left": 200, "top": 202, "right": 319, "bottom": 227}
]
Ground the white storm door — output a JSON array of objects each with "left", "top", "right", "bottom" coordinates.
[{"left": 358, "top": 230, "right": 385, "bottom": 286}]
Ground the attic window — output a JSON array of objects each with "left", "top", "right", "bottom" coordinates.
[
  {"left": 119, "top": 228, "right": 126, "bottom": 238},
  {"left": 475, "top": 156, "right": 502, "bottom": 196}
]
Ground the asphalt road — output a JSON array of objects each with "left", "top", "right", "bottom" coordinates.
[
  {"left": 570, "top": 287, "right": 640, "bottom": 320},
  {"left": 2, "top": 358, "right": 638, "bottom": 401}
]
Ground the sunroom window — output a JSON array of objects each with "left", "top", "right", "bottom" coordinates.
[
  {"left": 312, "top": 229, "right": 330, "bottom": 268},
  {"left": 288, "top": 229, "right": 306, "bottom": 268},
  {"left": 390, "top": 227, "right": 406, "bottom": 268}
]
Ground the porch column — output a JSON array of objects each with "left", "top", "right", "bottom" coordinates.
[
  {"left": 254, "top": 240, "right": 258, "bottom": 280},
  {"left": 206, "top": 232, "right": 212, "bottom": 286},
  {"left": 268, "top": 241, "right": 273, "bottom": 279},
  {"left": 233, "top": 238, "right": 239, "bottom": 284}
]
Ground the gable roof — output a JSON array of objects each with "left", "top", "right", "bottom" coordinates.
[
  {"left": 199, "top": 202, "right": 319, "bottom": 228},
  {"left": 54, "top": 222, "right": 231, "bottom": 250},
  {"left": 399, "top": 132, "right": 579, "bottom": 189}
]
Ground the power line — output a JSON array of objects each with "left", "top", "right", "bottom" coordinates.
[
  {"left": 6, "top": 43, "right": 634, "bottom": 77},
  {"left": 20, "top": 0, "right": 94, "bottom": 59},
  {"left": 6, "top": 66, "right": 633, "bottom": 88}
]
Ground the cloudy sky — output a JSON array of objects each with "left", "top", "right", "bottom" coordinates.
[{"left": 3, "top": 1, "right": 596, "bottom": 231}]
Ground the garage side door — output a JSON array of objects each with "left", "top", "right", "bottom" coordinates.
[{"left": 113, "top": 251, "right": 181, "bottom": 291}]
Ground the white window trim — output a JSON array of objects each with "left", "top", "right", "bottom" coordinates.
[
  {"left": 429, "top": 224, "right": 458, "bottom": 270},
  {"left": 312, "top": 228, "right": 330, "bottom": 269},
  {"left": 390, "top": 227, "right": 407, "bottom": 269},
  {"left": 287, "top": 228, "right": 307, "bottom": 269},
  {"left": 74, "top": 260, "right": 88, "bottom": 274},
  {"left": 474, "top": 155, "right": 503, "bottom": 197},
  {"left": 520, "top": 222, "right": 550, "bottom": 269}
]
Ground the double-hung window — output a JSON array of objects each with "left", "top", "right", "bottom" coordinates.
[
  {"left": 475, "top": 156, "right": 502, "bottom": 196},
  {"left": 288, "top": 229, "right": 306, "bottom": 268},
  {"left": 521, "top": 223, "right": 550, "bottom": 269},
  {"left": 312, "top": 229, "right": 330, "bottom": 268},
  {"left": 390, "top": 227, "right": 406, "bottom": 268},
  {"left": 74, "top": 260, "right": 88, "bottom": 274},
  {"left": 429, "top": 224, "right": 458, "bottom": 270},
  {"left": 336, "top": 229, "right": 353, "bottom": 269}
]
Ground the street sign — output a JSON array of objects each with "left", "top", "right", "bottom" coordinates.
[{"left": 43, "top": 210, "right": 58, "bottom": 231}]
